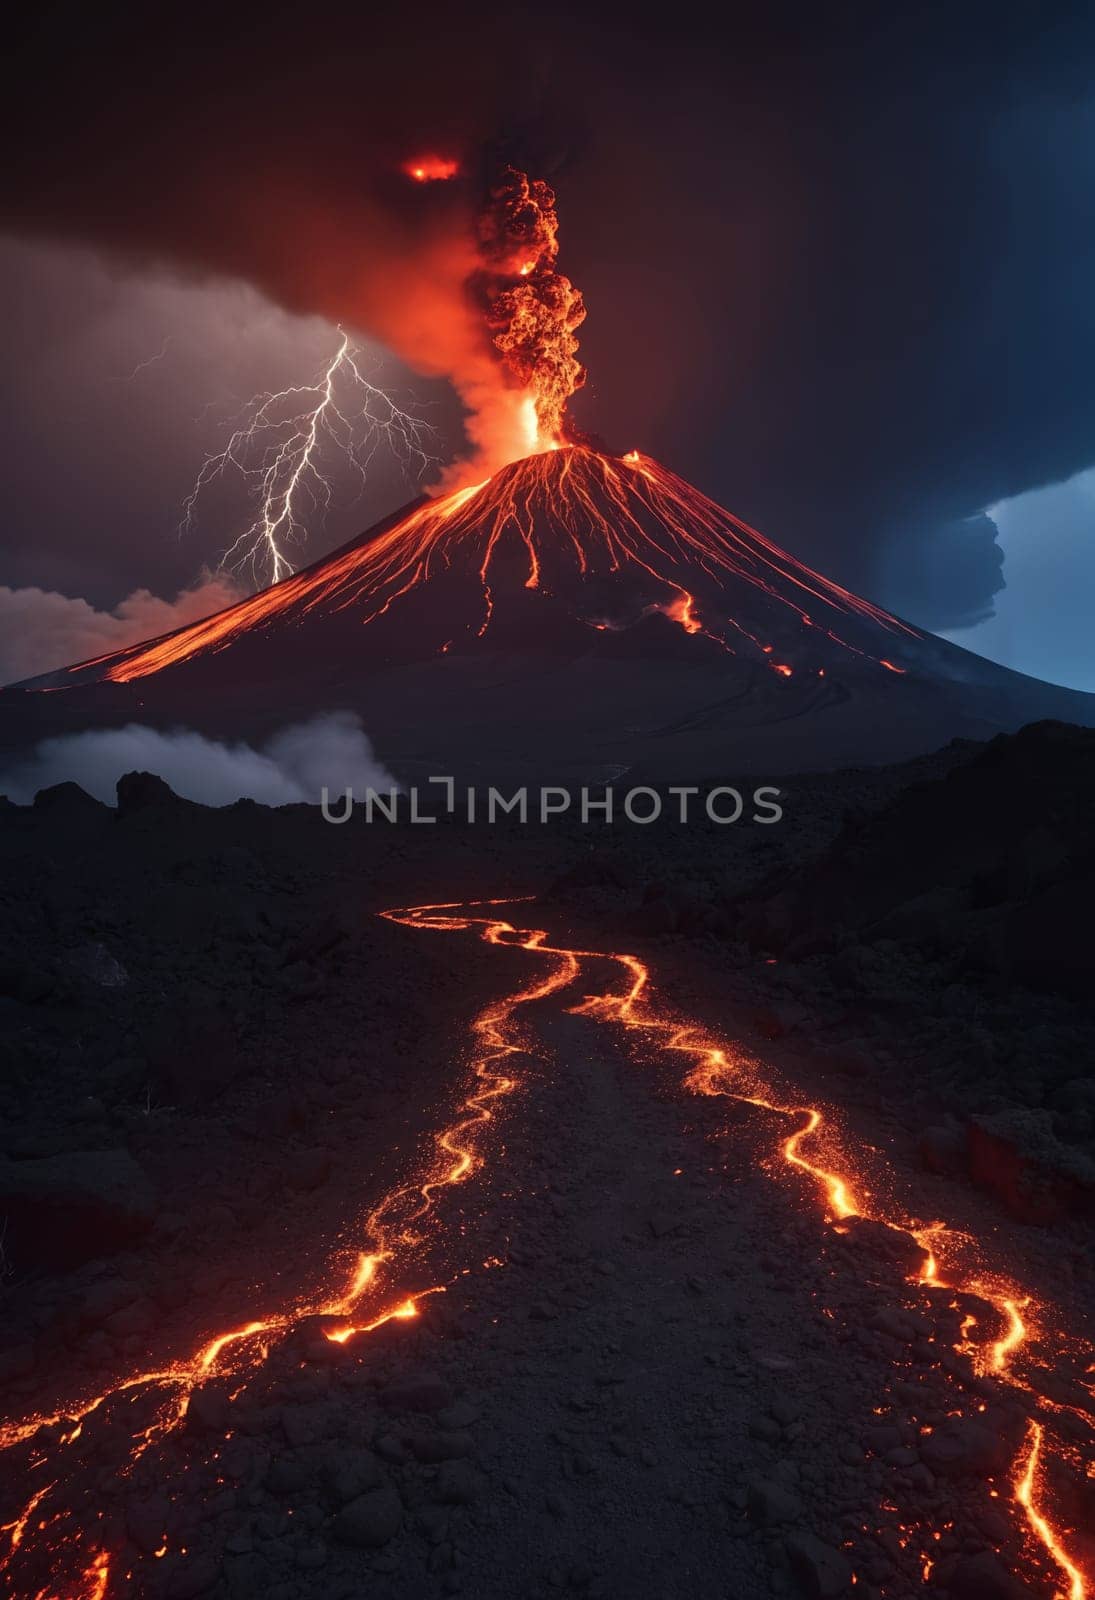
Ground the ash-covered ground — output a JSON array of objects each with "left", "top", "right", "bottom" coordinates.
[{"left": 0, "top": 722, "right": 1092, "bottom": 1600}]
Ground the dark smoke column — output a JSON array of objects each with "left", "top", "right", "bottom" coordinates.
[{"left": 476, "top": 168, "right": 587, "bottom": 446}]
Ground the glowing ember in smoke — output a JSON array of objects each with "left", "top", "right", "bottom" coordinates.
[
  {"left": 476, "top": 168, "right": 586, "bottom": 447},
  {"left": 404, "top": 154, "right": 459, "bottom": 182},
  {"left": 182, "top": 327, "right": 439, "bottom": 586}
]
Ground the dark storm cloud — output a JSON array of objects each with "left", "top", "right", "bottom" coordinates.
[
  {"left": 4, "top": 1, "right": 1095, "bottom": 630},
  {"left": 876, "top": 514, "right": 1006, "bottom": 633}
]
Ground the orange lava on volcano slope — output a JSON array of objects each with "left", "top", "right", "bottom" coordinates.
[
  {"left": 0, "top": 900, "right": 573, "bottom": 1599},
  {"left": 58, "top": 446, "right": 919, "bottom": 688},
  {"left": 391, "top": 899, "right": 1091, "bottom": 1600}
]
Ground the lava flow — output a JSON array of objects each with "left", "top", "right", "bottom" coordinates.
[
  {"left": 0, "top": 900, "right": 573, "bottom": 1599},
  {"left": 1, "top": 898, "right": 1090, "bottom": 1597},
  {"left": 388, "top": 899, "right": 1092, "bottom": 1600},
  {"left": 55, "top": 444, "right": 920, "bottom": 689}
]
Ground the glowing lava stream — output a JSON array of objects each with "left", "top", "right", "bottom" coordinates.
[
  {"left": 386, "top": 899, "right": 1091, "bottom": 1600},
  {"left": 2, "top": 901, "right": 1089, "bottom": 1598},
  {"left": 0, "top": 898, "right": 575, "bottom": 1599}
]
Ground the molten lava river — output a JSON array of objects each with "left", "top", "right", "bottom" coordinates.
[{"left": 0, "top": 899, "right": 1090, "bottom": 1599}]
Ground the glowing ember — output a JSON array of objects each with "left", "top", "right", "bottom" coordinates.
[{"left": 404, "top": 154, "right": 459, "bottom": 182}]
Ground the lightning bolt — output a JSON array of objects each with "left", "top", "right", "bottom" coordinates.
[
  {"left": 182, "top": 327, "right": 440, "bottom": 586},
  {"left": 112, "top": 335, "right": 173, "bottom": 382}
]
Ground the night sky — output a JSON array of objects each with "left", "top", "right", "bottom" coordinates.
[{"left": 3, "top": 1, "right": 1095, "bottom": 687}]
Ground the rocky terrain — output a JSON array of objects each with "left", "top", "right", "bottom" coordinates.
[{"left": 0, "top": 725, "right": 1092, "bottom": 1600}]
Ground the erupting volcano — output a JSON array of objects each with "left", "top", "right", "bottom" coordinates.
[
  {"left": 46, "top": 446, "right": 919, "bottom": 684},
  {"left": 4, "top": 168, "right": 1094, "bottom": 774},
  {"left": 10, "top": 443, "right": 1095, "bottom": 779}
]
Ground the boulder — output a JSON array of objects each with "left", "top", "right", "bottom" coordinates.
[
  {"left": 321, "top": 1448, "right": 383, "bottom": 1506},
  {"left": 945, "top": 1550, "right": 1028, "bottom": 1599},
  {"left": 116, "top": 771, "right": 184, "bottom": 816},
  {"left": 835, "top": 1216, "right": 929, "bottom": 1278},
  {"left": 968, "top": 1109, "right": 1095, "bottom": 1224},
  {"left": 746, "top": 1476, "right": 802, "bottom": 1525},
  {"left": 784, "top": 1531, "right": 853, "bottom": 1597},
  {"left": 918, "top": 1121, "right": 965, "bottom": 1175},
  {"left": 333, "top": 1485, "right": 402, "bottom": 1547},
  {"left": 920, "top": 1415, "right": 1013, "bottom": 1479},
  {"left": 432, "top": 1460, "right": 481, "bottom": 1505},
  {"left": 32, "top": 782, "right": 108, "bottom": 818},
  {"left": 379, "top": 1372, "right": 453, "bottom": 1414},
  {"left": 0, "top": 1149, "right": 155, "bottom": 1270}
]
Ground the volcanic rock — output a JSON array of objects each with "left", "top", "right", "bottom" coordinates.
[
  {"left": 919, "top": 1416, "right": 1012, "bottom": 1479},
  {"left": 783, "top": 1531, "right": 854, "bottom": 1597},
  {"left": 31, "top": 781, "right": 107, "bottom": 817},
  {"left": 186, "top": 1383, "right": 232, "bottom": 1434},
  {"left": 433, "top": 1461, "right": 482, "bottom": 1505},
  {"left": 332, "top": 1485, "right": 402, "bottom": 1547},
  {"left": 265, "top": 1455, "right": 313, "bottom": 1495},
  {"left": 968, "top": 1108, "right": 1095, "bottom": 1223},
  {"left": 406, "top": 1429, "right": 475, "bottom": 1463},
  {"left": 746, "top": 721, "right": 1095, "bottom": 1000},
  {"left": 116, "top": 770, "right": 183, "bottom": 814},
  {"left": 747, "top": 1476, "right": 803, "bottom": 1525},
  {"left": 65, "top": 940, "right": 128, "bottom": 988},
  {"left": 163, "top": 1554, "right": 220, "bottom": 1598},
  {"left": 0, "top": 1148, "right": 155, "bottom": 1269},
  {"left": 379, "top": 1372, "right": 453, "bottom": 1413},
  {"left": 834, "top": 1216, "right": 928, "bottom": 1277},
  {"left": 286, "top": 1148, "right": 331, "bottom": 1192},
  {"left": 918, "top": 1120, "right": 965, "bottom": 1175},
  {"left": 126, "top": 1493, "right": 173, "bottom": 1555},
  {"left": 944, "top": 1550, "right": 1029, "bottom": 1600},
  {"left": 321, "top": 1449, "right": 384, "bottom": 1506}
]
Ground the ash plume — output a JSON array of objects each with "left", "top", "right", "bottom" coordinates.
[
  {"left": 0, "top": 18, "right": 580, "bottom": 486},
  {"left": 476, "top": 168, "right": 587, "bottom": 446}
]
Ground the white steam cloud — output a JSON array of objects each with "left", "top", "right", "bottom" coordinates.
[
  {"left": 0, "top": 713, "right": 397, "bottom": 807},
  {"left": 0, "top": 575, "right": 244, "bottom": 686}
]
